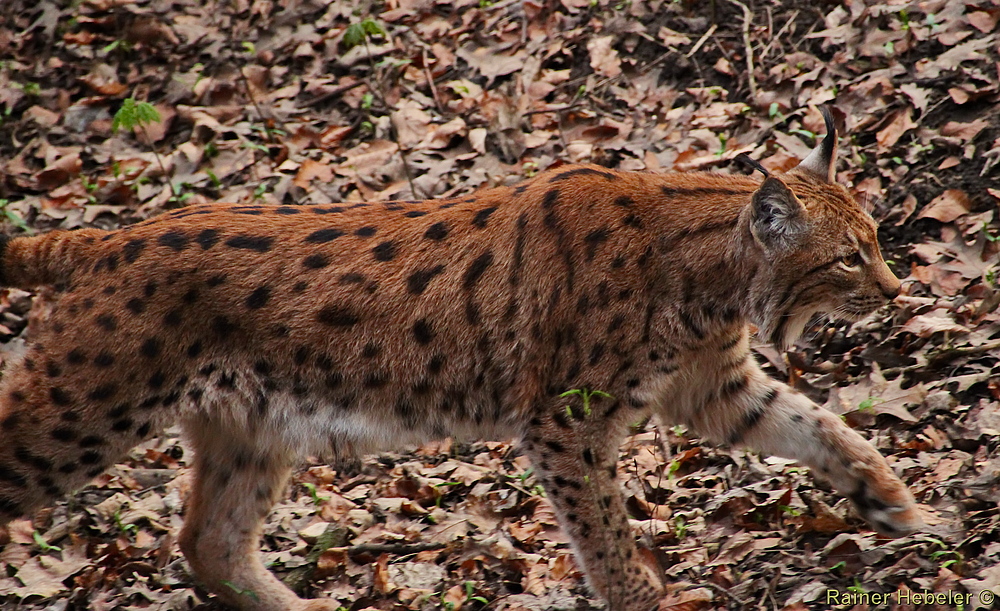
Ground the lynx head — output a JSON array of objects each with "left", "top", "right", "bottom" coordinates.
[{"left": 746, "top": 107, "right": 901, "bottom": 349}]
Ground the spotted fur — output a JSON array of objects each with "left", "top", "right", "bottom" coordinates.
[{"left": 0, "top": 113, "right": 921, "bottom": 611}]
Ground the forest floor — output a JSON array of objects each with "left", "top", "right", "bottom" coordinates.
[{"left": 0, "top": 0, "right": 999, "bottom": 609}]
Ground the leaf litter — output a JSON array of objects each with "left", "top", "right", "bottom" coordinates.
[{"left": 0, "top": 0, "right": 998, "bottom": 609}]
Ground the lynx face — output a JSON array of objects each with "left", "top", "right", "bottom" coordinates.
[
  {"left": 745, "top": 153, "right": 901, "bottom": 349},
  {"left": 0, "top": 108, "right": 920, "bottom": 611}
]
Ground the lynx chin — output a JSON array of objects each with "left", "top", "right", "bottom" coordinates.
[{"left": 0, "top": 107, "right": 921, "bottom": 611}]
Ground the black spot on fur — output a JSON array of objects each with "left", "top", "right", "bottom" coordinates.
[
  {"left": 424, "top": 222, "right": 449, "bottom": 240},
  {"left": 226, "top": 235, "right": 274, "bottom": 252},
  {"left": 158, "top": 230, "right": 189, "bottom": 251},
  {"left": 584, "top": 227, "right": 609, "bottom": 261},
  {"left": 123, "top": 239, "right": 146, "bottom": 263},
  {"left": 317, "top": 306, "right": 359, "bottom": 327},
  {"left": 95, "top": 314, "right": 116, "bottom": 331},
  {"left": 428, "top": 354, "right": 445, "bottom": 374},
  {"left": 88, "top": 384, "right": 117, "bottom": 401},
  {"left": 305, "top": 228, "right": 344, "bottom": 243},
  {"left": 472, "top": 206, "right": 497, "bottom": 228},
  {"left": 407, "top": 265, "right": 446, "bottom": 295},
  {"left": 372, "top": 241, "right": 396, "bottom": 261},
  {"left": 355, "top": 226, "right": 377, "bottom": 237},
  {"left": 213, "top": 316, "right": 237, "bottom": 338},
  {"left": 463, "top": 252, "right": 493, "bottom": 290},
  {"left": 245, "top": 286, "right": 271, "bottom": 309},
  {"left": 139, "top": 338, "right": 161, "bottom": 358},
  {"left": 125, "top": 298, "right": 144, "bottom": 315},
  {"left": 413, "top": 319, "right": 434, "bottom": 344},
  {"left": 196, "top": 229, "right": 220, "bottom": 249},
  {"left": 550, "top": 168, "right": 616, "bottom": 182},
  {"left": 623, "top": 213, "right": 643, "bottom": 228},
  {"left": 164, "top": 309, "right": 182, "bottom": 327},
  {"left": 50, "top": 387, "right": 72, "bottom": 406}
]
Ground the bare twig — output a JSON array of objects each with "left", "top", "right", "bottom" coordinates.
[
  {"left": 686, "top": 23, "right": 718, "bottom": 58},
  {"left": 927, "top": 339, "right": 1000, "bottom": 368},
  {"left": 758, "top": 10, "right": 799, "bottom": 60},
  {"left": 421, "top": 47, "right": 444, "bottom": 114},
  {"left": 343, "top": 541, "right": 446, "bottom": 556},
  {"left": 729, "top": 0, "right": 758, "bottom": 100},
  {"left": 361, "top": 34, "right": 419, "bottom": 198}
]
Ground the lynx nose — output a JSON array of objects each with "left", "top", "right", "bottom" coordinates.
[{"left": 880, "top": 277, "right": 901, "bottom": 300}]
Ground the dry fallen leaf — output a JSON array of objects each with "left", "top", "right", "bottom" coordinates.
[{"left": 917, "top": 189, "right": 971, "bottom": 223}]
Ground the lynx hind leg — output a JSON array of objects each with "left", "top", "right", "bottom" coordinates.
[
  {"left": 0, "top": 361, "right": 166, "bottom": 529},
  {"left": 691, "top": 368, "right": 922, "bottom": 537},
  {"left": 521, "top": 399, "right": 663, "bottom": 611},
  {"left": 178, "top": 418, "right": 340, "bottom": 611}
]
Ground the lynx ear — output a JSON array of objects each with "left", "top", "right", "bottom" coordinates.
[
  {"left": 793, "top": 106, "right": 837, "bottom": 182},
  {"left": 750, "top": 177, "right": 807, "bottom": 249}
]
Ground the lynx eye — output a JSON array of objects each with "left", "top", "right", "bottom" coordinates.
[{"left": 838, "top": 252, "right": 863, "bottom": 269}]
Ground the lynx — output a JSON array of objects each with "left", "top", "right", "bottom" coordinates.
[{"left": 0, "top": 109, "right": 922, "bottom": 610}]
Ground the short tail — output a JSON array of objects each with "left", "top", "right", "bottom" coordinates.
[{"left": 0, "top": 229, "right": 105, "bottom": 289}]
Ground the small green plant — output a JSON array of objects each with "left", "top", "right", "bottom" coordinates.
[
  {"left": 857, "top": 397, "right": 882, "bottom": 413},
  {"left": 253, "top": 183, "right": 268, "bottom": 200},
  {"left": 516, "top": 467, "right": 533, "bottom": 484},
  {"left": 768, "top": 103, "right": 785, "bottom": 121},
  {"left": 361, "top": 93, "right": 374, "bottom": 110},
  {"left": 789, "top": 128, "right": 816, "bottom": 141},
  {"left": 241, "top": 41, "right": 256, "bottom": 54},
  {"left": 113, "top": 97, "right": 180, "bottom": 201},
  {"left": 113, "top": 510, "right": 138, "bottom": 537},
  {"left": 559, "top": 388, "right": 613, "bottom": 418},
  {"left": 0, "top": 199, "right": 32, "bottom": 234},
  {"left": 673, "top": 516, "right": 687, "bottom": 539},
  {"left": 779, "top": 505, "right": 801, "bottom": 517},
  {"left": 301, "top": 482, "right": 329, "bottom": 506},
  {"left": 846, "top": 579, "right": 867, "bottom": 595},
  {"left": 716, "top": 133, "right": 727, "bottom": 157},
  {"left": 14, "top": 81, "right": 40, "bottom": 96},
  {"left": 102, "top": 39, "right": 132, "bottom": 54},
  {"left": 830, "top": 560, "right": 846, "bottom": 572},
  {"left": 343, "top": 18, "right": 386, "bottom": 49},
  {"left": 464, "top": 581, "right": 489, "bottom": 605},
  {"left": 523, "top": 161, "right": 539, "bottom": 177},
  {"left": 32, "top": 531, "right": 61, "bottom": 552},
  {"left": 112, "top": 98, "right": 161, "bottom": 134}
]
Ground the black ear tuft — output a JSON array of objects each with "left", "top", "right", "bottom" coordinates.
[
  {"left": 735, "top": 153, "right": 769, "bottom": 178},
  {"left": 751, "top": 177, "right": 807, "bottom": 249},
  {"left": 794, "top": 106, "right": 838, "bottom": 182}
]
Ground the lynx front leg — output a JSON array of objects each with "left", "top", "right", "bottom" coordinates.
[
  {"left": 688, "top": 363, "right": 922, "bottom": 537},
  {"left": 521, "top": 398, "right": 663, "bottom": 611},
  {"left": 179, "top": 420, "right": 338, "bottom": 611}
]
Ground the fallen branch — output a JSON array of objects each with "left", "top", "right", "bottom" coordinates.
[{"left": 728, "top": 0, "right": 758, "bottom": 100}]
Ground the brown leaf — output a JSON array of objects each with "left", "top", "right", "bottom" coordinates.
[
  {"left": 941, "top": 119, "right": 989, "bottom": 140},
  {"left": 293, "top": 159, "right": 334, "bottom": 189},
  {"left": 875, "top": 108, "right": 916, "bottom": 150},
  {"left": 587, "top": 36, "right": 622, "bottom": 78},
  {"left": 967, "top": 11, "right": 999, "bottom": 34},
  {"left": 900, "top": 310, "right": 970, "bottom": 338},
  {"left": 917, "top": 189, "right": 971, "bottom": 223}
]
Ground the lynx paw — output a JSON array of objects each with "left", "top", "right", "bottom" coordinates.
[{"left": 848, "top": 479, "right": 923, "bottom": 538}]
